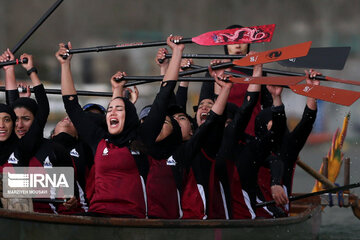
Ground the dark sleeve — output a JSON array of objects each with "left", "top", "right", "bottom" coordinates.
[
  {"left": 33, "top": 84, "right": 50, "bottom": 129},
  {"left": 262, "top": 155, "right": 284, "bottom": 186},
  {"left": 6, "top": 89, "right": 19, "bottom": 105},
  {"left": 216, "top": 91, "right": 260, "bottom": 164},
  {"left": 175, "top": 86, "right": 188, "bottom": 111},
  {"left": 252, "top": 104, "right": 287, "bottom": 161},
  {"left": 288, "top": 105, "right": 317, "bottom": 153},
  {"left": 173, "top": 110, "right": 221, "bottom": 169},
  {"left": 63, "top": 94, "right": 105, "bottom": 153},
  {"left": 202, "top": 113, "right": 225, "bottom": 157},
  {"left": 260, "top": 85, "right": 273, "bottom": 109},
  {"left": 138, "top": 80, "right": 177, "bottom": 147},
  {"left": 234, "top": 91, "right": 260, "bottom": 137},
  {"left": 17, "top": 85, "right": 49, "bottom": 160}
]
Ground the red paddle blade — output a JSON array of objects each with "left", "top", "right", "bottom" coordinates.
[
  {"left": 192, "top": 24, "right": 275, "bottom": 46},
  {"left": 229, "top": 76, "right": 304, "bottom": 86},
  {"left": 233, "top": 41, "right": 312, "bottom": 66},
  {"left": 289, "top": 84, "right": 360, "bottom": 106}
]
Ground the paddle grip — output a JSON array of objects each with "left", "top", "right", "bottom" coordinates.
[
  {"left": 178, "top": 38, "right": 193, "bottom": 44},
  {"left": 61, "top": 44, "right": 70, "bottom": 60},
  {"left": 0, "top": 58, "right": 28, "bottom": 67}
]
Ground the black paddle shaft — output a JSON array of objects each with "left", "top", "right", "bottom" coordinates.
[
  {"left": 256, "top": 182, "right": 360, "bottom": 208},
  {"left": 11, "top": 0, "right": 64, "bottom": 54},
  {"left": 67, "top": 38, "right": 193, "bottom": 55}
]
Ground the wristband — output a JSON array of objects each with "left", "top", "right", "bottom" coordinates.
[{"left": 27, "top": 67, "right": 38, "bottom": 76}]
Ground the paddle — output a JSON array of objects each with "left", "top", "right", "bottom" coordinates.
[
  {"left": 186, "top": 64, "right": 360, "bottom": 106},
  {"left": 185, "top": 63, "right": 360, "bottom": 87},
  {"left": 278, "top": 47, "right": 351, "bottom": 70},
  {"left": 163, "top": 46, "right": 350, "bottom": 70},
  {"left": 289, "top": 84, "right": 360, "bottom": 106},
  {"left": 0, "top": 86, "right": 113, "bottom": 97},
  {"left": 65, "top": 24, "right": 276, "bottom": 57},
  {"left": 233, "top": 41, "right": 312, "bottom": 66},
  {"left": 229, "top": 78, "right": 360, "bottom": 106},
  {"left": 235, "top": 66, "right": 360, "bottom": 86},
  {"left": 0, "top": 58, "right": 28, "bottom": 68},
  {"left": 11, "top": 0, "right": 64, "bottom": 54},
  {"left": 33, "top": 198, "right": 68, "bottom": 204},
  {"left": 297, "top": 159, "right": 360, "bottom": 220},
  {"left": 159, "top": 41, "right": 312, "bottom": 67},
  {"left": 229, "top": 76, "right": 304, "bottom": 86},
  {"left": 297, "top": 160, "right": 336, "bottom": 189},
  {"left": 256, "top": 182, "right": 360, "bottom": 208}
]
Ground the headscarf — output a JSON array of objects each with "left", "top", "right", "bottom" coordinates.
[
  {"left": 11, "top": 97, "right": 38, "bottom": 115},
  {"left": 106, "top": 97, "right": 140, "bottom": 147},
  {"left": 0, "top": 103, "right": 18, "bottom": 165}
]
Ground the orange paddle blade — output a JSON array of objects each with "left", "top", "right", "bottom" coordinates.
[
  {"left": 229, "top": 76, "right": 304, "bottom": 86},
  {"left": 289, "top": 84, "right": 360, "bottom": 106},
  {"left": 233, "top": 41, "right": 312, "bottom": 66}
]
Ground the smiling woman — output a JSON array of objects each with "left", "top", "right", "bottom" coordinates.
[
  {"left": 0, "top": 104, "right": 18, "bottom": 171},
  {"left": 0, "top": 112, "right": 13, "bottom": 142}
]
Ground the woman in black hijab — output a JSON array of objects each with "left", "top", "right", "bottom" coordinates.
[
  {"left": 57, "top": 40, "right": 148, "bottom": 218},
  {"left": 0, "top": 104, "right": 18, "bottom": 171}
]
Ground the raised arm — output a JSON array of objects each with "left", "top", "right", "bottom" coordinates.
[
  {"left": 110, "top": 71, "right": 127, "bottom": 99},
  {"left": 155, "top": 47, "right": 169, "bottom": 75},
  {"left": 55, "top": 42, "right": 76, "bottom": 96},
  {"left": 20, "top": 53, "right": 49, "bottom": 128},
  {"left": 163, "top": 35, "right": 184, "bottom": 82},
  {"left": 1, "top": 49, "right": 18, "bottom": 104},
  {"left": 139, "top": 35, "right": 184, "bottom": 146},
  {"left": 305, "top": 69, "right": 320, "bottom": 111},
  {"left": 208, "top": 68, "right": 232, "bottom": 116},
  {"left": 20, "top": 53, "right": 41, "bottom": 87},
  {"left": 1, "top": 49, "right": 16, "bottom": 91},
  {"left": 56, "top": 42, "right": 104, "bottom": 153},
  {"left": 175, "top": 58, "right": 193, "bottom": 110},
  {"left": 286, "top": 69, "right": 320, "bottom": 153}
]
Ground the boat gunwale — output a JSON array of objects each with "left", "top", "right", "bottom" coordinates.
[{"left": 0, "top": 203, "right": 321, "bottom": 228}]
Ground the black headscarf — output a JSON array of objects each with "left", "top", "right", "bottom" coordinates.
[
  {"left": 11, "top": 97, "right": 38, "bottom": 115},
  {"left": 147, "top": 116, "right": 182, "bottom": 160},
  {"left": 106, "top": 97, "right": 140, "bottom": 147},
  {"left": 0, "top": 103, "right": 18, "bottom": 165}
]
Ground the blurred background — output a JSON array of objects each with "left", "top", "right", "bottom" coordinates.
[{"left": 1, "top": 0, "right": 360, "bottom": 236}]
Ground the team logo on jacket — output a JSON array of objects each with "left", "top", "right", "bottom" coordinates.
[
  {"left": 102, "top": 147, "right": 109, "bottom": 156},
  {"left": 131, "top": 150, "right": 140, "bottom": 155},
  {"left": 70, "top": 148, "right": 80, "bottom": 158},
  {"left": 166, "top": 156, "right": 177, "bottom": 166},
  {"left": 8, "top": 153, "right": 19, "bottom": 165},
  {"left": 43, "top": 157, "right": 53, "bottom": 168}
]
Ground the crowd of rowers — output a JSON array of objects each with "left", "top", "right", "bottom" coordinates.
[{"left": 0, "top": 27, "right": 321, "bottom": 219}]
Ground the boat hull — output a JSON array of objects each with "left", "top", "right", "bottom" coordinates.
[{"left": 0, "top": 198, "right": 321, "bottom": 240}]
